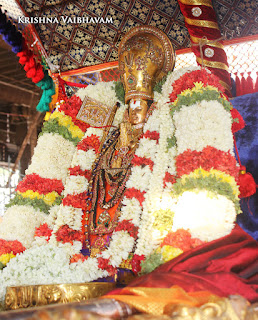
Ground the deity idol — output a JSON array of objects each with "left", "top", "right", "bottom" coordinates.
[
  {"left": 0, "top": 26, "right": 257, "bottom": 306},
  {"left": 83, "top": 26, "right": 175, "bottom": 258}
]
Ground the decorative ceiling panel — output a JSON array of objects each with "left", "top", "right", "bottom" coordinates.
[
  {"left": 213, "top": 0, "right": 257, "bottom": 40},
  {"left": 16, "top": 0, "right": 190, "bottom": 71},
  {"left": 4, "top": 0, "right": 257, "bottom": 72}
]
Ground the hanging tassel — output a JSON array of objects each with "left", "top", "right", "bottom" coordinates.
[
  {"left": 233, "top": 136, "right": 257, "bottom": 198},
  {"left": 231, "top": 108, "right": 246, "bottom": 133},
  {"left": 234, "top": 73, "right": 241, "bottom": 97},
  {"left": 240, "top": 73, "right": 246, "bottom": 95},
  {"left": 238, "top": 166, "right": 257, "bottom": 198},
  {"left": 245, "top": 72, "right": 254, "bottom": 95},
  {"left": 254, "top": 71, "right": 258, "bottom": 93},
  {"left": 231, "top": 76, "right": 236, "bottom": 97}
]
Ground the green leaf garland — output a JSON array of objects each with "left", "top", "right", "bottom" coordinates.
[
  {"left": 170, "top": 87, "right": 232, "bottom": 117},
  {"left": 6, "top": 194, "right": 63, "bottom": 214},
  {"left": 40, "top": 118, "right": 80, "bottom": 145},
  {"left": 173, "top": 174, "right": 241, "bottom": 214}
]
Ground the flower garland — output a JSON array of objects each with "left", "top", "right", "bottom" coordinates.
[
  {"left": 173, "top": 100, "right": 234, "bottom": 154},
  {"left": 0, "top": 205, "right": 47, "bottom": 248},
  {"left": 0, "top": 96, "right": 88, "bottom": 249},
  {"left": 0, "top": 83, "right": 172, "bottom": 289},
  {"left": 140, "top": 229, "right": 204, "bottom": 274},
  {"left": 0, "top": 239, "right": 26, "bottom": 269},
  {"left": 133, "top": 68, "right": 241, "bottom": 275},
  {"left": 51, "top": 127, "right": 104, "bottom": 239},
  {"left": 173, "top": 168, "right": 240, "bottom": 212},
  {"left": 169, "top": 69, "right": 225, "bottom": 103},
  {"left": 50, "top": 101, "right": 160, "bottom": 272},
  {"left": 172, "top": 190, "right": 238, "bottom": 242},
  {"left": 0, "top": 69, "right": 242, "bottom": 299},
  {"left": 172, "top": 84, "right": 232, "bottom": 114},
  {"left": 168, "top": 68, "right": 240, "bottom": 246},
  {"left": 175, "top": 146, "right": 239, "bottom": 181},
  {"left": 134, "top": 97, "right": 176, "bottom": 257},
  {"left": 40, "top": 112, "right": 84, "bottom": 146}
]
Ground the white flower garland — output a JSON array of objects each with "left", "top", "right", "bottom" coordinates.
[
  {"left": 172, "top": 190, "right": 237, "bottom": 241},
  {"left": 76, "top": 81, "right": 118, "bottom": 107},
  {"left": 0, "top": 205, "right": 47, "bottom": 248},
  {"left": 0, "top": 67, "right": 240, "bottom": 302},
  {"left": 173, "top": 100, "right": 234, "bottom": 154},
  {"left": 0, "top": 244, "right": 108, "bottom": 305},
  {"left": 63, "top": 175, "right": 89, "bottom": 197},
  {"left": 135, "top": 96, "right": 175, "bottom": 256},
  {"left": 52, "top": 205, "right": 84, "bottom": 232},
  {"left": 52, "top": 127, "right": 104, "bottom": 247},
  {"left": 26, "top": 133, "right": 76, "bottom": 183}
]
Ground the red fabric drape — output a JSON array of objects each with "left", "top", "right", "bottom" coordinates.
[
  {"left": 125, "top": 225, "right": 258, "bottom": 303},
  {"left": 177, "top": 0, "right": 232, "bottom": 97}
]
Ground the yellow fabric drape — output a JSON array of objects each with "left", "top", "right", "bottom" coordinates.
[{"left": 106, "top": 286, "right": 219, "bottom": 315}]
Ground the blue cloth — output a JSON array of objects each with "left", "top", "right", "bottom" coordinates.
[{"left": 232, "top": 92, "right": 258, "bottom": 240}]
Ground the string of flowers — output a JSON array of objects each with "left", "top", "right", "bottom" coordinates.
[
  {"left": 168, "top": 68, "right": 240, "bottom": 245},
  {"left": 34, "top": 82, "right": 126, "bottom": 255},
  {"left": 0, "top": 80, "right": 174, "bottom": 293},
  {"left": 133, "top": 67, "right": 241, "bottom": 275},
  {"left": 0, "top": 96, "right": 88, "bottom": 251},
  {"left": 0, "top": 69, "right": 242, "bottom": 300}
]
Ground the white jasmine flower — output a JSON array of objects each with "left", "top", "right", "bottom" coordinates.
[
  {"left": 0, "top": 205, "right": 47, "bottom": 248},
  {"left": 26, "top": 133, "right": 75, "bottom": 183},
  {"left": 172, "top": 190, "right": 237, "bottom": 241}
]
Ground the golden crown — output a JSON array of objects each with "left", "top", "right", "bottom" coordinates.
[{"left": 118, "top": 26, "right": 175, "bottom": 103}]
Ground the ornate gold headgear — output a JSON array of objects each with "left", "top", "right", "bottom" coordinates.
[{"left": 118, "top": 26, "right": 175, "bottom": 103}]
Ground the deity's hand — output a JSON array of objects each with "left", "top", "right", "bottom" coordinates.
[{"left": 118, "top": 122, "right": 133, "bottom": 148}]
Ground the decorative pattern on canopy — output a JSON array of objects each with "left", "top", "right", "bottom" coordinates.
[
  {"left": 7, "top": 0, "right": 258, "bottom": 72},
  {"left": 17, "top": 0, "right": 190, "bottom": 71}
]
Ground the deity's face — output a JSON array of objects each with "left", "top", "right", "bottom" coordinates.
[{"left": 128, "top": 99, "right": 148, "bottom": 125}]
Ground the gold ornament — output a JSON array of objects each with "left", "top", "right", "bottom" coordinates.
[
  {"left": 4, "top": 282, "right": 115, "bottom": 311},
  {"left": 118, "top": 26, "right": 175, "bottom": 103},
  {"left": 165, "top": 295, "right": 252, "bottom": 320}
]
